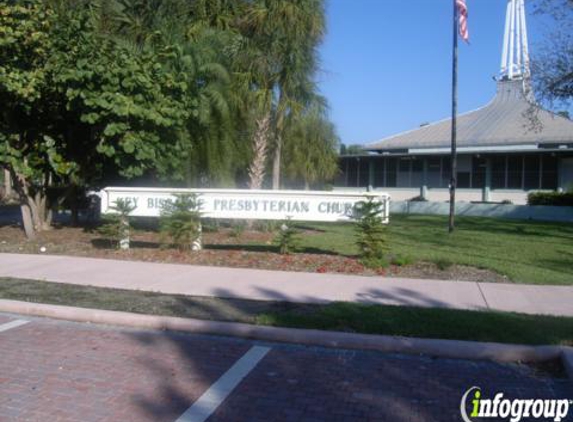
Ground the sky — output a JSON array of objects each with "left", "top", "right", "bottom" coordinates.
[{"left": 318, "top": 0, "right": 551, "bottom": 147}]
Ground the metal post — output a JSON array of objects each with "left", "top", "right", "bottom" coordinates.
[{"left": 449, "top": 0, "right": 459, "bottom": 233}]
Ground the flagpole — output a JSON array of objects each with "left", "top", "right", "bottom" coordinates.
[{"left": 449, "top": 0, "right": 458, "bottom": 233}]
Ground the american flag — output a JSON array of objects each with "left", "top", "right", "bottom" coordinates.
[{"left": 456, "top": 0, "right": 469, "bottom": 42}]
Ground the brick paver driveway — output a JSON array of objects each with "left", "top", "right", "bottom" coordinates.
[{"left": 0, "top": 313, "right": 571, "bottom": 422}]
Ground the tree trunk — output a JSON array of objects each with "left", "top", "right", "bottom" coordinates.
[
  {"left": 271, "top": 134, "right": 282, "bottom": 190},
  {"left": 11, "top": 170, "right": 53, "bottom": 239},
  {"left": 3, "top": 169, "right": 12, "bottom": 198},
  {"left": 304, "top": 179, "right": 310, "bottom": 190},
  {"left": 248, "top": 113, "right": 271, "bottom": 190},
  {"left": 20, "top": 203, "right": 35, "bottom": 240}
]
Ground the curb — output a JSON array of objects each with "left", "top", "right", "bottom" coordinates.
[{"left": 0, "top": 299, "right": 571, "bottom": 372}]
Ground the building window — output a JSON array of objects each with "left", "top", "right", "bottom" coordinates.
[
  {"left": 472, "top": 157, "right": 487, "bottom": 189},
  {"left": 358, "top": 159, "right": 369, "bottom": 187},
  {"left": 524, "top": 155, "right": 540, "bottom": 190},
  {"left": 457, "top": 172, "right": 471, "bottom": 188},
  {"left": 386, "top": 158, "right": 397, "bottom": 187},
  {"left": 541, "top": 155, "right": 558, "bottom": 189},
  {"left": 397, "top": 158, "right": 411, "bottom": 187},
  {"left": 507, "top": 155, "right": 523, "bottom": 189},
  {"left": 427, "top": 158, "right": 441, "bottom": 188},
  {"left": 335, "top": 161, "right": 347, "bottom": 187},
  {"left": 373, "top": 158, "right": 385, "bottom": 187},
  {"left": 411, "top": 158, "right": 423, "bottom": 187},
  {"left": 492, "top": 155, "right": 506, "bottom": 189},
  {"left": 442, "top": 157, "right": 451, "bottom": 187},
  {"left": 347, "top": 159, "right": 358, "bottom": 187}
]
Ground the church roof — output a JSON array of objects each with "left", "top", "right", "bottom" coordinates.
[{"left": 365, "top": 80, "right": 573, "bottom": 153}]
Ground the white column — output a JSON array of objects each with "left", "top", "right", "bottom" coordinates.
[
  {"left": 515, "top": 0, "right": 522, "bottom": 73},
  {"left": 508, "top": 0, "right": 516, "bottom": 79},
  {"left": 500, "top": 0, "right": 512, "bottom": 76},
  {"left": 499, "top": 0, "right": 531, "bottom": 81},
  {"left": 519, "top": 0, "right": 530, "bottom": 78}
]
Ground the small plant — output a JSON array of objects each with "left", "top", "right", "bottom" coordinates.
[
  {"left": 361, "top": 256, "right": 390, "bottom": 270},
  {"left": 159, "top": 194, "right": 202, "bottom": 251},
  {"left": 229, "top": 221, "right": 246, "bottom": 238},
  {"left": 254, "top": 220, "right": 281, "bottom": 233},
  {"left": 434, "top": 258, "right": 453, "bottom": 271},
  {"left": 201, "top": 218, "right": 220, "bottom": 233},
  {"left": 354, "top": 197, "right": 388, "bottom": 268},
  {"left": 275, "top": 219, "right": 300, "bottom": 255},
  {"left": 98, "top": 198, "right": 136, "bottom": 250},
  {"left": 391, "top": 255, "right": 413, "bottom": 267}
]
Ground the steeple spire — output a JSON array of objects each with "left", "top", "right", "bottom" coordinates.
[{"left": 500, "top": 0, "right": 530, "bottom": 81}]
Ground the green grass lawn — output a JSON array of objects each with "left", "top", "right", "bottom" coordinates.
[
  {"left": 1, "top": 277, "right": 571, "bottom": 346},
  {"left": 297, "top": 215, "right": 573, "bottom": 285}
]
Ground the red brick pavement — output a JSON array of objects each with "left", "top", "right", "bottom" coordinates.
[
  {"left": 0, "top": 317, "right": 248, "bottom": 422},
  {"left": 210, "top": 348, "right": 573, "bottom": 422},
  {"left": 0, "top": 315, "right": 571, "bottom": 422}
]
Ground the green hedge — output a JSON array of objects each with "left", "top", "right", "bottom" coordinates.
[{"left": 527, "top": 191, "right": 573, "bottom": 206}]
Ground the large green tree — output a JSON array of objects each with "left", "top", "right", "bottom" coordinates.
[
  {"left": 0, "top": 2, "right": 189, "bottom": 238},
  {"left": 1, "top": 0, "right": 338, "bottom": 240},
  {"left": 105, "top": 0, "right": 252, "bottom": 187}
]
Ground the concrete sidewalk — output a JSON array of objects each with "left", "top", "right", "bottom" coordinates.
[{"left": 0, "top": 253, "right": 572, "bottom": 317}]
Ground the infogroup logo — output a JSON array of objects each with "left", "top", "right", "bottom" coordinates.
[{"left": 460, "top": 386, "right": 572, "bottom": 422}]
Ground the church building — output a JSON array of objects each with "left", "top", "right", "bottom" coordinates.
[{"left": 336, "top": 0, "right": 573, "bottom": 204}]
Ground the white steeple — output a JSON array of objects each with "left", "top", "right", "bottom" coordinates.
[{"left": 500, "top": 0, "right": 530, "bottom": 81}]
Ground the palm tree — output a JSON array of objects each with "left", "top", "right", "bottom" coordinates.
[{"left": 241, "top": 0, "right": 326, "bottom": 189}]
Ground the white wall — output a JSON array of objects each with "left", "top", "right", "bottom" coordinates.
[{"left": 335, "top": 187, "right": 530, "bottom": 205}]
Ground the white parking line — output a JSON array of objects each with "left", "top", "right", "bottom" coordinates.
[
  {"left": 175, "top": 345, "right": 271, "bottom": 422},
  {"left": 0, "top": 319, "right": 29, "bottom": 333}
]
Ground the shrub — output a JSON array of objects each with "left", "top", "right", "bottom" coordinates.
[
  {"left": 98, "top": 198, "right": 136, "bottom": 250},
  {"left": 434, "top": 258, "right": 453, "bottom": 271},
  {"left": 409, "top": 195, "right": 428, "bottom": 202},
  {"left": 201, "top": 218, "right": 220, "bottom": 233},
  {"left": 362, "top": 256, "right": 390, "bottom": 270},
  {"left": 527, "top": 191, "right": 573, "bottom": 206},
  {"left": 391, "top": 255, "right": 413, "bottom": 267},
  {"left": 159, "top": 194, "right": 202, "bottom": 251},
  {"left": 254, "top": 220, "right": 281, "bottom": 233},
  {"left": 275, "top": 219, "right": 300, "bottom": 255},
  {"left": 229, "top": 221, "right": 246, "bottom": 238},
  {"left": 354, "top": 197, "right": 388, "bottom": 267}
]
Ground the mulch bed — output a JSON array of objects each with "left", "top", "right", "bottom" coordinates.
[{"left": 0, "top": 223, "right": 508, "bottom": 283}]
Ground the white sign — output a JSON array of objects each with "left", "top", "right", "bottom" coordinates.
[{"left": 100, "top": 187, "right": 390, "bottom": 223}]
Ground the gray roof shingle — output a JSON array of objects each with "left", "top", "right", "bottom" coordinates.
[{"left": 365, "top": 80, "right": 573, "bottom": 152}]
